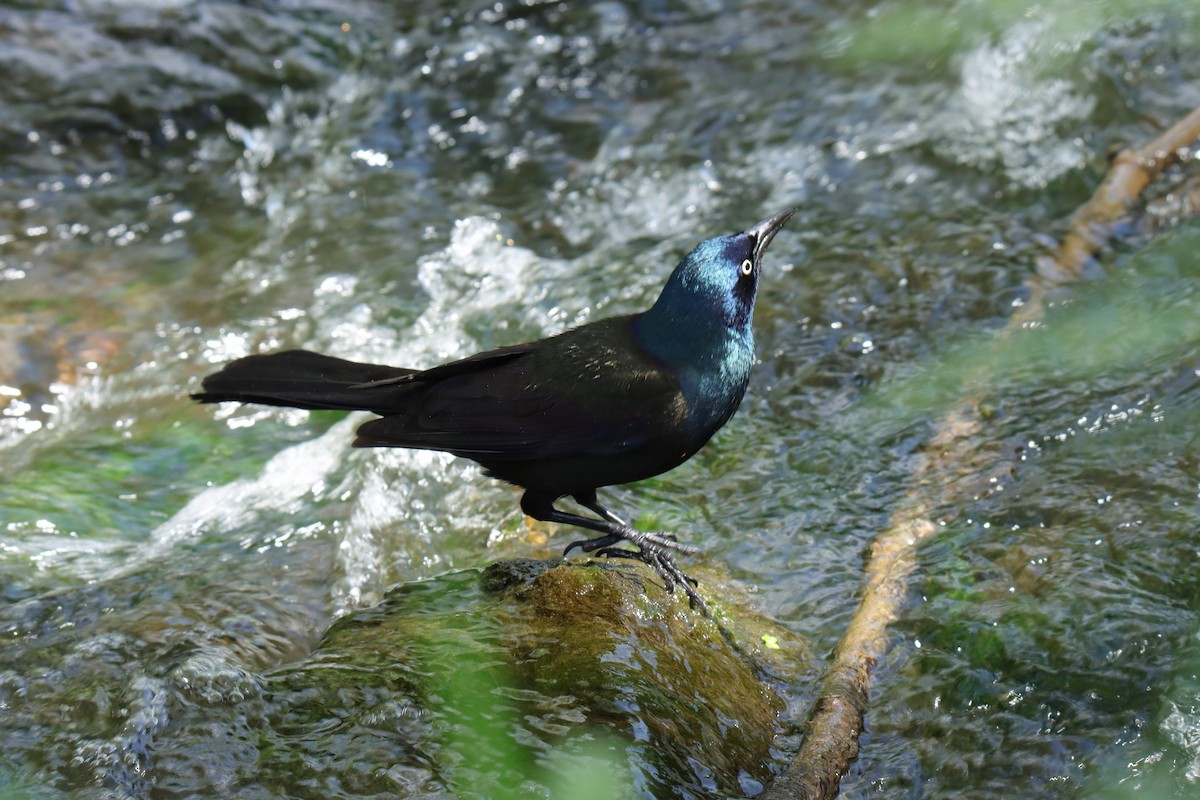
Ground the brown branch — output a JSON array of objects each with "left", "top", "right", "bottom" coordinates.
[
  {"left": 1034, "top": 103, "right": 1200, "bottom": 287},
  {"left": 764, "top": 103, "right": 1200, "bottom": 800}
]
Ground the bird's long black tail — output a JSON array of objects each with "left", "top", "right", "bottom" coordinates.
[{"left": 191, "top": 349, "right": 416, "bottom": 412}]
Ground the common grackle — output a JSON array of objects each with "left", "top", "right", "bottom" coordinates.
[{"left": 193, "top": 209, "right": 794, "bottom": 613}]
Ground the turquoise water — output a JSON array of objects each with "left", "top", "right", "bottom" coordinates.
[{"left": 2, "top": 1, "right": 1200, "bottom": 797}]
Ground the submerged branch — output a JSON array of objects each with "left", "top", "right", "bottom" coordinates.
[
  {"left": 1034, "top": 103, "right": 1200, "bottom": 288},
  {"left": 764, "top": 103, "right": 1200, "bottom": 800}
]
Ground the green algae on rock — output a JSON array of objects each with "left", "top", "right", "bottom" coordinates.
[{"left": 253, "top": 558, "right": 806, "bottom": 799}]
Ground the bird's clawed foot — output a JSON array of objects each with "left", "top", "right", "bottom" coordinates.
[
  {"left": 562, "top": 528, "right": 697, "bottom": 557},
  {"left": 563, "top": 528, "right": 707, "bottom": 615}
]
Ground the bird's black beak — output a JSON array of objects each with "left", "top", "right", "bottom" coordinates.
[{"left": 746, "top": 208, "right": 795, "bottom": 264}]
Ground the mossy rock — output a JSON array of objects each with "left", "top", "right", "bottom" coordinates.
[{"left": 259, "top": 556, "right": 808, "bottom": 798}]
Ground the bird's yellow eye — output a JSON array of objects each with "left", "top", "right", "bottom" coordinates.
[{"left": 740, "top": 258, "right": 753, "bottom": 276}]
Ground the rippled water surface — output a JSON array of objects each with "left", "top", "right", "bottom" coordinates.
[{"left": 2, "top": 1, "right": 1200, "bottom": 798}]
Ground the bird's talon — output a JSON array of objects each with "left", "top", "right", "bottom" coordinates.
[
  {"left": 626, "top": 529, "right": 699, "bottom": 555},
  {"left": 668, "top": 539, "right": 700, "bottom": 556},
  {"left": 583, "top": 539, "right": 707, "bottom": 614}
]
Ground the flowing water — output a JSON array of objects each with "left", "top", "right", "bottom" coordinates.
[{"left": 2, "top": 1, "right": 1200, "bottom": 797}]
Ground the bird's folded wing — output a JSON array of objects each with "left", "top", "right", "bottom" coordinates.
[
  {"left": 352, "top": 349, "right": 685, "bottom": 461},
  {"left": 348, "top": 343, "right": 533, "bottom": 388}
]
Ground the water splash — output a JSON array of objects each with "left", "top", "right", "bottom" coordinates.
[
  {"left": 935, "top": 21, "right": 1094, "bottom": 187},
  {"left": 1161, "top": 697, "right": 1200, "bottom": 782},
  {"left": 130, "top": 416, "right": 358, "bottom": 569}
]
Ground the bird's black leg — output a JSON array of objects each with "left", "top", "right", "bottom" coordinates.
[{"left": 520, "top": 491, "right": 707, "bottom": 614}]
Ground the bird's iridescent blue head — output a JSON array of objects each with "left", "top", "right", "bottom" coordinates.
[{"left": 647, "top": 208, "right": 795, "bottom": 334}]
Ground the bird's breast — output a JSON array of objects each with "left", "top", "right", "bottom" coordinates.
[{"left": 675, "top": 337, "right": 753, "bottom": 438}]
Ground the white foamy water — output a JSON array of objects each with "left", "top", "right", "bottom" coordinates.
[
  {"left": 150, "top": 216, "right": 565, "bottom": 614},
  {"left": 935, "top": 21, "right": 1095, "bottom": 188}
]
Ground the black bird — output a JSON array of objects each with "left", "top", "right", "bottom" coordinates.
[{"left": 193, "top": 209, "right": 794, "bottom": 613}]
